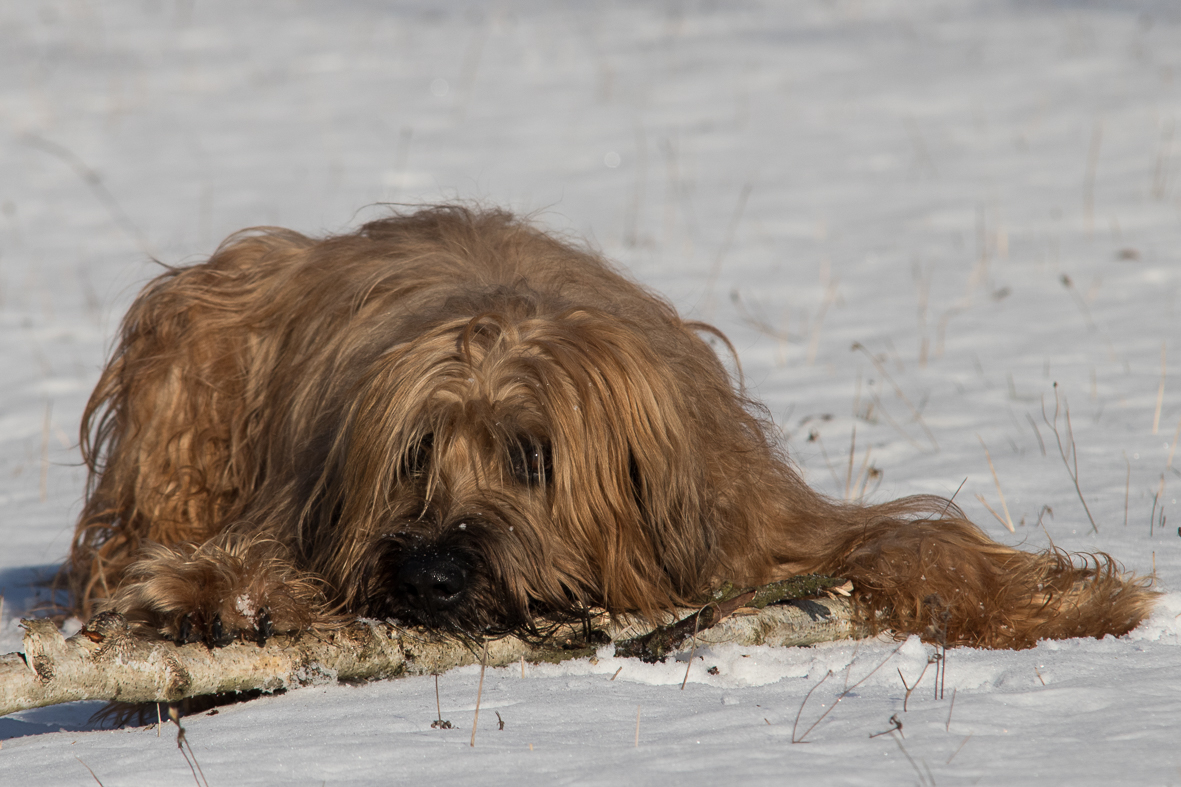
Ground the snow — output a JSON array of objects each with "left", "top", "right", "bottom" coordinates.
[{"left": 2, "top": 0, "right": 1181, "bottom": 783}]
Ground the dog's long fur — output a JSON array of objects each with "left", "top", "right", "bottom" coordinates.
[{"left": 68, "top": 206, "right": 1155, "bottom": 649}]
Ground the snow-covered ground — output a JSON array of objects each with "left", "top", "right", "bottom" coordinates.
[{"left": 2, "top": 1, "right": 1180, "bottom": 783}]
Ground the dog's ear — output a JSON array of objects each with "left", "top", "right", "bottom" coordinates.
[
  {"left": 522, "top": 310, "right": 732, "bottom": 610},
  {"left": 544, "top": 309, "right": 818, "bottom": 607}
]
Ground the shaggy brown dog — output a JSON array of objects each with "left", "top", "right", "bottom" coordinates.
[{"left": 68, "top": 206, "right": 1155, "bottom": 649}]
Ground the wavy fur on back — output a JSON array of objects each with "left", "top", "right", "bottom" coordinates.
[{"left": 68, "top": 205, "right": 1156, "bottom": 649}]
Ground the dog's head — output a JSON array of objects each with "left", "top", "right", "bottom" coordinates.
[{"left": 310, "top": 284, "right": 762, "bottom": 636}]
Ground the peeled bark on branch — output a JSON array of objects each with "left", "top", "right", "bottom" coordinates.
[{"left": 0, "top": 582, "right": 859, "bottom": 718}]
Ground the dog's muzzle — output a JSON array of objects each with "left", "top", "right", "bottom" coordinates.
[{"left": 393, "top": 551, "right": 469, "bottom": 614}]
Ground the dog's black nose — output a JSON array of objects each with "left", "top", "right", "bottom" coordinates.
[{"left": 395, "top": 554, "right": 468, "bottom": 611}]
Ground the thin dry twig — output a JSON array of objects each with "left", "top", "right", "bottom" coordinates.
[
  {"left": 868, "top": 387, "right": 925, "bottom": 451},
  {"left": 169, "top": 706, "right": 209, "bottom": 787},
  {"left": 807, "top": 276, "right": 841, "bottom": 366},
  {"left": 1060, "top": 274, "right": 1097, "bottom": 331},
  {"left": 946, "top": 733, "right": 972, "bottom": 765},
  {"left": 897, "top": 657, "right": 933, "bottom": 712},
  {"left": 1154, "top": 341, "right": 1166, "bottom": 434},
  {"left": 1166, "top": 412, "right": 1181, "bottom": 473},
  {"left": 889, "top": 730, "right": 935, "bottom": 787},
  {"left": 869, "top": 713, "right": 903, "bottom": 738},
  {"left": 470, "top": 640, "right": 488, "bottom": 747},
  {"left": 1123, "top": 452, "right": 1131, "bottom": 528},
  {"left": 792, "top": 644, "right": 903, "bottom": 743},
  {"left": 432, "top": 674, "right": 451, "bottom": 729},
  {"left": 852, "top": 343, "right": 939, "bottom": 451},
  {"left": 39, "top": 402, "right": 51, "bottom": 503},
  {"left": 977, "top": 436, "right": 1015, "bottom": 532},
  {"left": 75, "top": 757, "right": 106, "bottom": 787},
  {"left": 791, "top": 669, "right": 833, "bottom": 743},
  {"left": 808, "top": 429, "right": 845, "bottom": 489},
  {"left": 1083, "top": 120, "right": 1103, "bottom": 238},
  {"left": 852, "top": 446, "right": 879, "bottom": 500},
  {"left": 22, "top": 134, "right": 157, "bottom": 258},
  {"left": 704, "top": 183, "right": 752, "bottom": 304},
  {"left": 1152, "top": 117, "right": 1174, "bottom": 200},
  {"left": 731, "top": 290, "right": 793, "bottom": 363},
  {"left": 1025, "top": 412, "right": 1046, "bottom": 456},
  {"left": 680, "top": 607, "right": 706, "bottom": 690},
  {"left": 845, "top": 426, "right": 857, "bottom": 499},
  {"left": 1042, "top": 384, "right": 1099, "bottom": 533},
  {"left": 975, "top": 494, "right": 1011, "bottom": 531}
]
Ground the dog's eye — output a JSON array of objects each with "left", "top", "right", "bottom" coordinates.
[
  {"left": 508, "top": 439, "right": 551, "bottom": 487},
  {"left": 404, "top": 434, "right": 433, "bottom": 477}
]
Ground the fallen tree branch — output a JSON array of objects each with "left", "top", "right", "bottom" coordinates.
[
  {"left": 1, "top": 580, "right": 860, "bottom": 717},
  {"left": 614, "top": 574, "right": 852, "bottom": 662}
]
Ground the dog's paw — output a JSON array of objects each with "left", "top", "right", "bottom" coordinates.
[
  {"left": 108, "top": 538, "right": 324, "bottom": 647},
  {"left": 170, "top": 593, "right": 279, "bottom": 648}
]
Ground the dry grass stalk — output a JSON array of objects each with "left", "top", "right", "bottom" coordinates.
[
  {"left": 889, "top": 730, "right": 935, "bottom": 787},
  {"left": 852, "top": 447, "right": 879, "bottom": 500},
  {"left": 1123, "top": 452, "right": 1131, "bottom": 528},
  {"left": 1060, "top": 274, "right": 1097, "bottom": 331},
  {"left": 39, "top": 402, "right": 51, "bottom": 503},
  {"left": 897, "top": 656, "right": 935, "bottom": 712},
  {"left": 791, "top": 643, "right": 903, "bottom": 744},
  {"left": 1025, "top": 413, "right": 1046, "bottom": 456},
  {"left": 807, "top": 276, "right": 841, "bottom": 366},
  {"left": 1154, "top": 341, "right": 1166, "bottom": 434},
  {"left": 679, "top": 609, "right": 703, "bottom": 691},
  {"left": 731, "top": 291, "right": 792, "bottom": 364},
  {"left": 935, "top": 307, "right": 964, "bottom": 359},
  {"left": 704, "top": 183, "right": 752, "bottom": 307},
  {"left": 1153, "top": 118, "right": 1174, "bottom": 200},
  {"left": 845, "top": 426, "right": 857, "bottom": 499},
  {"left": 852, "top": 343, "right": 939, "bottom": 451},
  {"left": 470, "top": 640, "right": 488, "bottom": 747},
  {"left": 1166, "top": 412, "right": 1181, "bottom": 472},
  {"left": 1042, "top": 385, "right": 1099, "bottom": 533},
  {"left": 977, "top": 436, "right": 1015, "bottom": 532},
  {"left": 946, "top": 733, "right": 972, "bottom": 765},
  {"left": 914, "top": 264, "right": 932, "bottom": 367},
  {"left": 22, "top": 134, "right": 157, "bottom": 259},
  {"left": 1083, "top": 120, "right": 1103, "bottom": 238},
  {"left": 169, "top": 705, "right": 209, "bottom": 787},
  {"left": 974, "top": 494, "right": 1010, "bottom": 531},
  {"left": 75, "top": 756, "right": 106, "bottom": 787}
]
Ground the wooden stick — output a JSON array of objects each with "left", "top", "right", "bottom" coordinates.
[{"left": 1, "top": 591, "right": 858, "bottom": 718}]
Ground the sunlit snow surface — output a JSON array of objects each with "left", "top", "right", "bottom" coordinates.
[{"left": 1, "top": 1, "right": 1180, "bottom": 784}]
